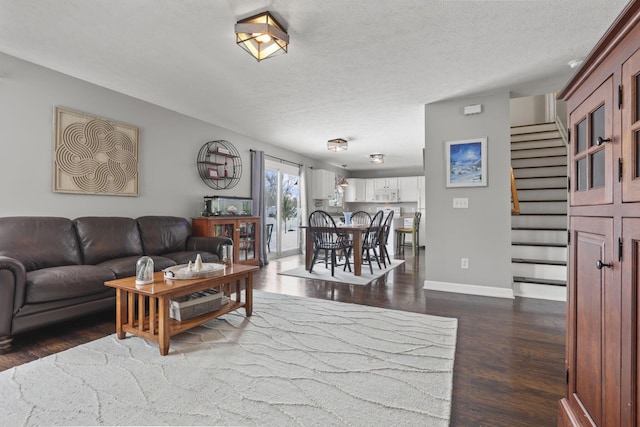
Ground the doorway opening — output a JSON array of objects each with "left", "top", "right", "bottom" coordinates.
[{"left": 265, "top": 159, "right": 301, "bottom": 258}]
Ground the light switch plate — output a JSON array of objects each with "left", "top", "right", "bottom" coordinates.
[{"left": 453, "top": 197, "right": 469, "bottom": 208}]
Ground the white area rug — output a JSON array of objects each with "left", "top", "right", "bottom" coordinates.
[
  {"left": 279, "top": 259, "right": 405, "bottom": 285},
  {"left": 0, "top": 291, "right": 457, "bottom": 426}
]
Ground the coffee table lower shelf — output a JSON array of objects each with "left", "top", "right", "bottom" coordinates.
[{"left": 105, "top": 265, "right": 257, "bottom": 355}]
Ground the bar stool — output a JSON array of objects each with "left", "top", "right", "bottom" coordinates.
[{"left": 395, "top": 212, "right": 422, "bottom": 255}]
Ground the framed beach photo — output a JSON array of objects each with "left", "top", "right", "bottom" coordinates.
[{"left": 445, "top": 137, "right": 487, "bottom": 187}]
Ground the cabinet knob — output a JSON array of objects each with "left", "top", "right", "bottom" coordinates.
[
  {"left": 596, "top": 260, "right": 612, "bottom": 270},
  {"left": 595, "top": 136, "right": 612, "bottom": 146}
]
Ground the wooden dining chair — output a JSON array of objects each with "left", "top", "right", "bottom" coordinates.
[
  {"left": 377, "top": 210, "right": 394, "bottom": 267},
  {"left": 350, "top": 211, "right": 372, "bottom": 226},
  {"left": 308, "top": 210, "right": 352, "bottom": 276},
  {"left": 360, "top": 210, "right": 384, "bottom": 274},
  {"left": 265, "top": 223, "right": 273, "bottom": 253},
  {"left": 395, "top": 211, "right": 422, "bottom": 255}
]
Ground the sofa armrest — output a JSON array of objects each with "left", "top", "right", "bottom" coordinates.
[
  {"left": 0, "top": 256, "right": 27, "bottom": 337},
  {"left": 186, "top": 236, "right": 233, "bottom": 259}
]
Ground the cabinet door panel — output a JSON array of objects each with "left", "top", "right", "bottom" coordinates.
[
  {"left": 568, "top": 217, "right": 617, "bottom": 427},
  {"left": 622, "top": 218, "right": 640, "bottom": 426},
  {"left": 569, "top": 77, "right": 614, "bottom": 206},
  {"left": 622, "top": 48, "right": 640, "bottom": 201},
  {"left": 191, "top": 217, "right": 260, "bottom": 266}
]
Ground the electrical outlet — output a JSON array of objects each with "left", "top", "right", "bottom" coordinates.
[
  {"left": 453, "top": 197, "right": 469, "bottom": 208},
  {"left": 460, "top": 258, "right": 469, "bottom": 269}
]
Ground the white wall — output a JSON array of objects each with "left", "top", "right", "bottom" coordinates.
[
  {"left": 0, "top": 52, "right": 331, "bottom": 219},
  {"left": 510, "top": 94, "right": 547, "bottom": 126},
  {"left": 424, "top": 92, "right": 514, "bottom": 298}
]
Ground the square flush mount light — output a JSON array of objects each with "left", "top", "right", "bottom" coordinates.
[
  {"left": 235, "top": 11, "right": 289, "bottom": 62},
  {"left": 327, "top": 138, "right": 348, "bottom": 152},
  {"left": 370, "top": 153, "right": 384, "bottom": 164}
]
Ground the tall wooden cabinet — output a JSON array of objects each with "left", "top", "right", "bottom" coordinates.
[
  {"left": 191, "top": 217, "right": 260, "bottom": 266},
  {"left": 558, "top": 2, "right": 640, "bottom": 426}
]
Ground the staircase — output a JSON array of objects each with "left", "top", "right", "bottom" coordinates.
[{"left": 511, "top": 122, "right": 568, "bottom": 301}]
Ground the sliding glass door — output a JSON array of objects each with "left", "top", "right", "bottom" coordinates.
[{"left": 265, "top": 159, "right": 301, "bottom": 258}]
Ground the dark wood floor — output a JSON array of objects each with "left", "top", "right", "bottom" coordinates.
[{"left": 0, "top": 251, "right": 566, "bottom": 427}]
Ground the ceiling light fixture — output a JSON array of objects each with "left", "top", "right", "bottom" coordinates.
[
  {"left": 327, "top": 138, "right": 348, "bottom": 152},
  {"left": 235, "top": 11, "right": 289, "bottom": 62},
  {"left": 370, "top": 153, "right": 384, "bottom": 164}
]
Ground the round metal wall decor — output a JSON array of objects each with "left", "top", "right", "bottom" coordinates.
[{"left": 196, "top": 140, "right": 242, "bottom": 190}]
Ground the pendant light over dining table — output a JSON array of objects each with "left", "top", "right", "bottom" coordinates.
[{"left": 235, "top": 11, "right": 289, "bottom": 62}]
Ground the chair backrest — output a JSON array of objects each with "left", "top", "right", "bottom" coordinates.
[
  {"left": 378, "top": 210, "right": 395, "bottom": 244},
  {"left": 363, "top": 210, "right": 384, "bottom": 248},
  {"left": 351, "top": 211, "right": 372, "bottom": 226},
  {"left": 266, "top": 223, "right": 273, "bottom": 243},
  {"left": 413, "top": 212, "right": 422, "bottom": 231},
  {"left": 308, "top": 210, "right": 341, "bottom": 248}
]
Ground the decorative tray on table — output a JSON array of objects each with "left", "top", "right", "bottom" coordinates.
[{"left": 163, "top": 262, "right": 226, "bottom": 280}]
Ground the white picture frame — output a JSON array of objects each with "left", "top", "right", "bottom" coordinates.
[{"left": 445, "top": 137, "right": 487, "bottom": 188}]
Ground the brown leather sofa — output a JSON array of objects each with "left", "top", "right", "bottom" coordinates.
[{"left": 0, "top": 215, "right": 232, "bottom": 353}]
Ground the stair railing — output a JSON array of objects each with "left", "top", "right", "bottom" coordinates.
[{"left": 511, "top": 167, "right": 520, "bottom": 215}]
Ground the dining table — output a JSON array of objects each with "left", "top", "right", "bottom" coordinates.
[{"left": 300, "top": 224, "right": 369, "bottom": 276}]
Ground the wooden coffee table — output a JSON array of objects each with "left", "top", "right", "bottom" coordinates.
[{"left": 104, "top": 264, "right": 258, "bottom": 355}]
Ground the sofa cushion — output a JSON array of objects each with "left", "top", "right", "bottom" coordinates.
[
  {"left": 137, "top": 216, "right": 190, "bottom": 255},
  {"left": 97, "top": 256, "right": 144, "bottom": 278},
  {"left": 75, "top": 217, "right": 144, "bottom": 265},
  {"left": 98, "top": 255, "right": 177, "bottom": 278},
  {"left": 147, "top": 256, "right": 178, "bottom": 271},
  {"left": 0, "top": 217, "right": 82, "bottom": 272},
  {"left": 25, "top": 265, "right": 116, "bottom": 304},
  {"left": 163, "top": 251, "right": 219, "bottom": 265}
]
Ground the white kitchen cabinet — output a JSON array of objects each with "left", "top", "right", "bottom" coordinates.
[
  {"left": 397, "top": 177, "right": 419, "bottom": 202},
  {"left": 365, "top": 179, "right": 376, "bottom": 202},
  {"left": 311, "top": 169, "right": 336, "bottom": 199},
  {"left": 373, "top": 177, "right": 398, "bottom": 190},
  {"left": 344, "top": 178, "right": 366, "bottom": 202}
]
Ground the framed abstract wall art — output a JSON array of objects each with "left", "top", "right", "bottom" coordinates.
[
  {"left": 445, "top": 137, "right": 487, "bottom": 188},
  {"left": 54, "top": 107, "right": 139, "bottom": 196}
]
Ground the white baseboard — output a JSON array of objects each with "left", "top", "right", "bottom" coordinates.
[
  {"left": 423, "top": 280, "right": 515, "bottom": 299},
  {"left": 512, "top": 282, "right": 567, "bottom": 302}
]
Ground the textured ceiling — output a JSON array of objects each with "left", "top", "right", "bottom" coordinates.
[{"left": 0, "top": 0, "right": 631, "bottom": 171}]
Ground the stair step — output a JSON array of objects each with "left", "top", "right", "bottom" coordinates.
[
  {"left": 511, "top": 130, "right": 562, "bottom": 143},
  {"left": 512, "top": 241, "right": 567, "bottom": 247},
  {"left": 512, "top": 258, "right": 566, "bottom": 266},
  {"left": 512, "top": 214, "right": 567, "bottom": 229},
  {"left": 516, "top": 188, "right": 568, "bottom": 201},
  {"left": 511, "top": 146, "right": 567, "bottom": 158},
  {"left": 511, "top": 244, "right": 567, "bottom": 262},
  {"left": 511, "top": 138, "right": 566, "bottom": 150},
  {"left": 512, "top": 262, "right": 567, "bottom": 281},
  {"left": 513, "top": 165, "right": 568, "bottom": 178},
  {"left": 512, "top": 226, "right": 566, "bottom": 230},
  {"left": 518, "top": 201, "right": 567, "bottom": 215},
  {"left": 512, "top": 228, "right": 567, "bottom": 244},
  {"left": 512, "top": 155, "right": 567, "bottom": 169},
  {"left": 512, "top": 281, "right": 567, "bottom": 301},
  {"left": 515, "top": 176, "right": 567, "bottom": 189},
  {"left": 513, "top": 276, "right": 567, "bottom": 287},
  {"left": 511, "top": 122, "right": 558, "bottom": 135}
]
